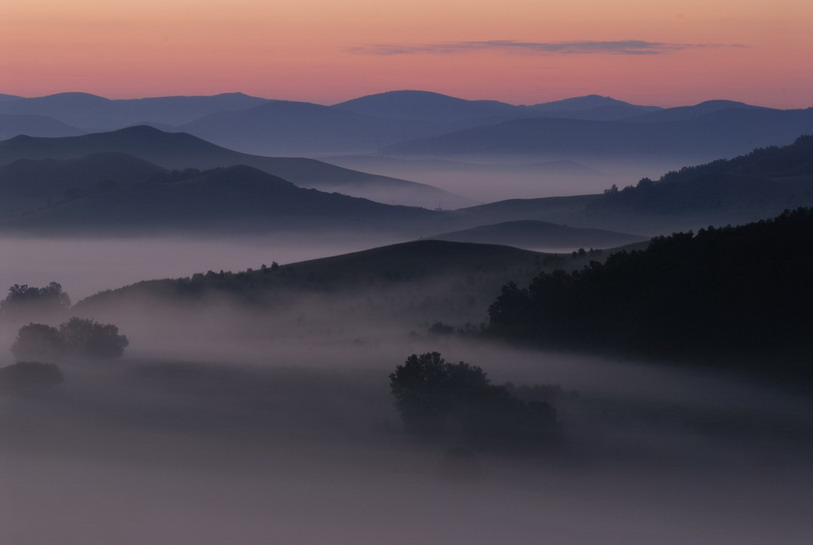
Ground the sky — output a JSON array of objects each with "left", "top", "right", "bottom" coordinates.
[{"left": 1, "top": 0, "right": 811, "bottom": 108}]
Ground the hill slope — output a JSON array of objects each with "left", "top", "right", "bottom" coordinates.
[
  {"left": 0, "top": 126, "right": 470, "bottom": 208},
  {"left": 0, "top": 92, "right": 270, "bottom": 129},
  {"left": 0, "top": 153, "right": 166, "bottom": 216},
  {"left": 384, "top": 107, "right": 813, "bottom": 163},
  {"left": 427, "top": 220, "right": 647, "bottom": 250},
  {"left": 592, "top": 134, "right": 813, "bottom": 215},
  {"left": 180, "top": 100, "right": 441, "bottom": 156},
  {"left": 0, "top": 113, "right": 86, "bottom": 139},
  {"left": 0, "top": 165, "right": 439, "bottom": 234}
]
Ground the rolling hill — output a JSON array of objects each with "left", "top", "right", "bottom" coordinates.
[
  {"left": 383, "top": 105, "right": 813, "bottom": 163},
  {"left": 0, "top": 126, "right": 470, "bottom": 208},
  {"left": 333, "top": 90, "right": 520, "bottom": 122},
  {"left": 427, "top": 220, "right": 646, "bottom": 250},
  {"left": 0, "top": 165, "right": 440, "bottom": 235},
  {"left": 591, "top": 134, "right": 813, "bottom": 216},
  {"left": 525, "top": 94, "right": 661, "bottom": 120},
  {"left": 0, "top": 92, "right": 270, "bottom": 129},
  {"left": 441, "top": 136, "right": 813, "bottom": 236},
  {"left": 0, "top": 113, "right": 86, "bottom": 139},
  {"left": 0, "top": 153, "right": 166, "bottom": 216},
  {"left": 180, "top": 100, "right": 442, "bottom": 156}
]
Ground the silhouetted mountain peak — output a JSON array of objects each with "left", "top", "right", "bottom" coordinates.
[
  {"left": 110, "top": 125, "right": 167, "bottom": 137},
  {"left": 532, "top": 94, "right": 628, "bottom": 108},
  {"left": 692, "top": 99, "right": 754, "bottom": 109},
  {"left": 334, "top": 90, "right": 516, "bottom": 120},
  {"left": 36, "top": 92, "right": 110, "bottom": 103},
  {"left": 196, "top": 164, "right": 296, "bottom": 188}
]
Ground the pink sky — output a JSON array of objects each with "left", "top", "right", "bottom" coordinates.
[{"left": 1, "top": 0, "right": 811, "bottom": 107}]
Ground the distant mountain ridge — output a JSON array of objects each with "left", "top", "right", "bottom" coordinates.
[
  {"left": 384, "top": 106, "right": 813, "bottom": 163},
  {"left": 3, "top": 90, "right": 808, "bottom": 165},
  {"left": 0, "top": 92, "right": 269, "bottom": 129},
  {"left": 0, "top": 113, "right": 85, "bottom": 139}
]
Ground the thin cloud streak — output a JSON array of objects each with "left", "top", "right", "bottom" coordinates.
[{"left": 353, "top": 40, "right": 741, "bottom": 56}]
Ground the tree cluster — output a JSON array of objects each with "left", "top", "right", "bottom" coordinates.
[
  {"left": 389, "top": 352, "right": 560, "bottom": 448},
  {"left": 12, "top": 317, "right": 129, "bottom": 361},
  {"left": 0, "top": 282, "right": 71, "bottom": 321},
  {"left": 487, "top": 208, "right": 813, "bottom": 371}
]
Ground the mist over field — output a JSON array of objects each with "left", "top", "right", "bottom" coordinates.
[
  {"left": 325, "top": 155, "right": 686, "bottom": 202},
  {"left": 2, "top": 231, "right": 812, "bottom": 545}
]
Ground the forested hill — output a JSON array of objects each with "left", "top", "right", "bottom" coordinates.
[
  {"left": 593, "top": 135, "right": 813, "bottom": 214},
  {"left": 487, "top": 208, "right": 813, "bottom": 376}
]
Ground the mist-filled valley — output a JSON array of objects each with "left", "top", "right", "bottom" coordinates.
[
  {"left": 2, "top": 227, "right": 813, "bottom": 544},
  {"left": 2, "top": 88, "right": 813, "bottom": 544}
]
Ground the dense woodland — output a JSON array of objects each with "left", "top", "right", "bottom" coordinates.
[{"left": 487, "top": 208, "right": 813, "bottom": 376}]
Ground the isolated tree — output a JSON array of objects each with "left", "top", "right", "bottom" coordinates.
[
  {"left": 59, "top": 317, "right": 129, "bottom": 359},
  {"left": 389, "top": 352, "right": 485, "bottom": 433},
  {"left": 389, "top": 352, "right": 559, "bottom": 446},
  {"left": 11, "top": 323, "right": 65, "bottom": 362}
]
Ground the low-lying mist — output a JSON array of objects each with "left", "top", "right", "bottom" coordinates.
[
  {"left": 0, "top": 232, "right": 402, "bottom": 301},
  {"left": 324, "top": 155, "right": 690, "bottom": 203},
  {"left": 2, "top": 236, "right": 812, "bottom": 545}
]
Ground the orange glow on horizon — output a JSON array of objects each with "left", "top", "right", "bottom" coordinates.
[{"left": 0, "top": 0, "right": 811, "bottom": 108}]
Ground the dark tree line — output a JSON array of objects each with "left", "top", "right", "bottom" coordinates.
[{"left": 487, "top": 208, "right": 813, "bottom": 371}]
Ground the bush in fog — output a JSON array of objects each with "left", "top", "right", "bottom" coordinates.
[
  {"left": 0, "top": 282, "right": 71, "bottom": 321},
  {"left": 9, "top": 317, "right": 129, "bottom": 362},
  {"left": 11, "top": 323, "right": 65, "bottom": 361},
  {"left": 389, "top": 352, "right": 559, "bottom": 447},
  {"left": 0, "top": 361, "right": 64, "bottom": 391},
  {"left": 59, "top": 317, "right": 129, "bottom": 359}
]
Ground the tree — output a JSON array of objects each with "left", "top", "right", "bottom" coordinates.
[
  {"left": 11, "top": 323, "right": 65, "bottom": 361},
  {"left": 59, "top": 317, "right": 129, "bottom": 359},
  {"left": 1, "top": 282, "right": 71, "bottom": 321},
  {"left": 389, "top": 352, "right": 559, "bottom": 446}
]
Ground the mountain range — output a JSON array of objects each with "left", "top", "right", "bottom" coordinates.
[{"left": 383, "top": 105, "right": 813, "bottom": 163}]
